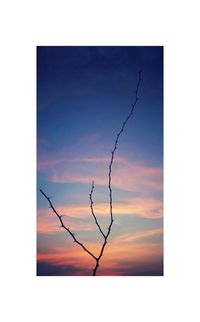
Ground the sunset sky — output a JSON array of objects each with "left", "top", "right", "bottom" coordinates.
[{"left": 37, "top": 46, "right": 163, "bottom": 276}]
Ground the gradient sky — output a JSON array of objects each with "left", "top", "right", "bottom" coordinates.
[{"left": 37, "top": 46, "right": 163, "bottom": 276}]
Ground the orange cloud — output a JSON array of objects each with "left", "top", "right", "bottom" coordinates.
[
  {"left": 37, "top": 208, "right": 163, "bottom": 274},
  {"left": 37, "top": 239, "right": 163, "bottom": 276},
  {"left": 38, "top": 195, "right": 162, "bottom": 232},
  {"left": 95, "top": 241, "right": 163, "bottom": 275},
  {"left": 37, "top": 208, "right": 94, "bottom": 233},
  {"left": 37, "top": 243, "right": 99, "bottom": 272}
]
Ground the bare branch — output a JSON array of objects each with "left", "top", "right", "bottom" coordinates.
[
  {"left": 39, "top": 71, "right": 142, "bottom": 276},
  {"left": 89, "top": 181, "right": 106, "bottom": 238},
  {"left": 92, "top": 70, "right": 142, "bottom": 275},
  {"left": 40, "top": 189, "right": 97, "bottom": 261},
  {"left": 108, "top": 70, "right": 142, "bottom": 227}
]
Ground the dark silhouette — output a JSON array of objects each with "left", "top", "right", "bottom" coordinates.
[{"left": 40, "top": 71, "right": 142, "bottom": 276}]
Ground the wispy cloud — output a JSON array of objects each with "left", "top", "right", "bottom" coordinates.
[
  {"left": 40, "top": 154, "right": 162, "bottom": 192},
  {"left": 38, "top": 195, "right": 162, "bottom": 233},
  {"left": 37, "top": 241, "right": 163, "bottom": 276},
  {"left": 97, "top": 242, "right": 163, "bottom": 275},
  {"left": 37, "top": 154, "right": 124, "bottom": 171},
  {"left": 37, "top": 209, "right": 95, "bottom": 233},
  {"left": 112, "top": 227, "right": 163, "bottom": 244}
]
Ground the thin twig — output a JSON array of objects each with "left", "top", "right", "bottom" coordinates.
[
  {"left": 40, "top": 189, "right": 97, "bottom": 261},
  {"left": 108, "top": 70, "right": 142, "bottom": 226},
  {"left": 89, "top": 181, "right": 106, "bottom": 238}
]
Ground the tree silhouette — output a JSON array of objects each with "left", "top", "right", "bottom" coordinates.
[{"left": 40, "top": 71, "right": 142, "bottom": 276}]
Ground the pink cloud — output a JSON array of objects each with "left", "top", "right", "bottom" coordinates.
[
  {"left": 37, "top": 154, "right": 124, "bottom": 171},
  {"left": 37, "top": 245, "right": 94, "bottom": 270},
  {"left": 37, "top": 208, "right": 94, "bottom": 233},
  {"left": 38, "top": 195, "right": 162, "bottom": 233},
  {"left": 45, "top": 155, "right": 162, "bottom": 192},
  {"left": 97, "top": 243, "right": 163, "bottom": 275},
  {"left": 37, "top": 156, "right": 67, "bottom": 171},
  {"left": 37, "top": 240, "right": 163, "bottom": 276},
  {"left": 112, "top": 228, "right": 163, "bottom": 244}
]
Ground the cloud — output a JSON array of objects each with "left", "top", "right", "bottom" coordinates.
[
  {"left": 37, "top": 156, "right": 67, "bottom": 171},
  {"left": 40, "top": 154, "right": 162, "bottom": 193},
  {"left": 38, "top": 195, "right": 162, "bottom": 236},
  {"left": 37, "top": 241, "right": 163, "bottom": 276},
  {"left": 37, "top": 154, "right": 123, "bottom": 171},
  {"left": 98, "top": 259, "right": 163, "bottom": 276},
  {"left": 37, "top": 244, "right": 95, "bottom": 275},
  {"left": 97, "top": 241, "right": 163, "bottom": 276},
  {"left": 37, "top": 209, "right": 95, "bottom": 234},
  {"left": 112, "top": 227, "right": 163, "bottom": 244},
  {"left": 37, "top": 244, "right": 94, "bottom": 276},
  {"left": 37, "top": 261, "right": 81, "bottom": 276},
  {"left": 37, "top": 154, "right": 163, "bottom": 275}
]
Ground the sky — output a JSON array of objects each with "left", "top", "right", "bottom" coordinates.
[{"left": 37, "top": 46, "right": 163, "bottom": 276}]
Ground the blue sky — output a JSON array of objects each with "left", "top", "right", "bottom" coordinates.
[{"left": 37, "top": 46, "right": 163, "bottom": 276}]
